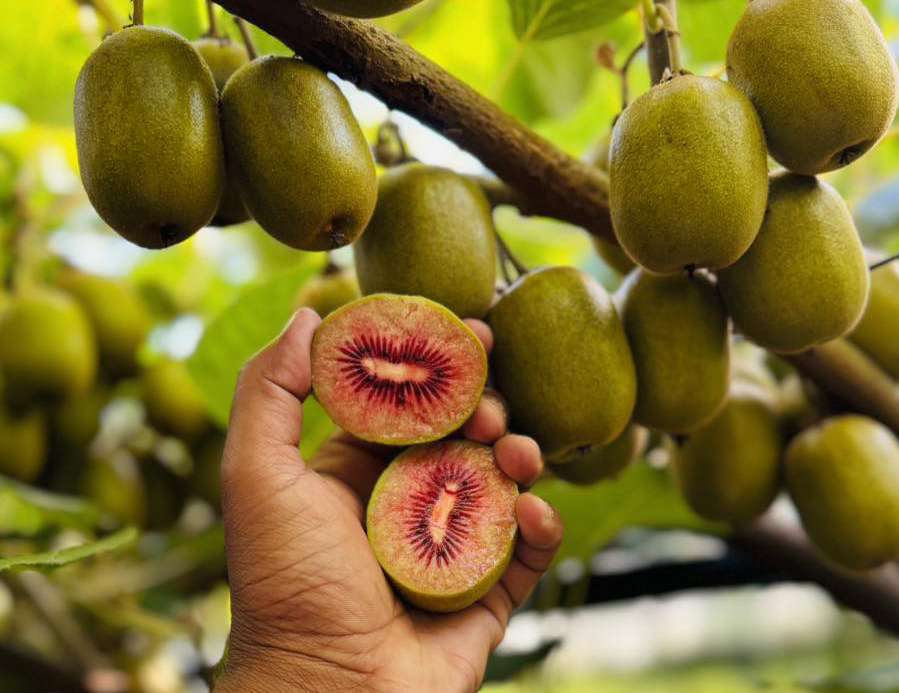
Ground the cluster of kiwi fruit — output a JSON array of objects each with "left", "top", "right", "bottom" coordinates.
[
  {"left": 0, "top": 270, "right": 224, "bottom": 529},
  {"left": 65, "top": 0, "right": 899, "bottom": 611}
]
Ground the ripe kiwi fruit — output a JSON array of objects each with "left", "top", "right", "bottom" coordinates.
[
  {"left": 353, "top": 164, "right": 497, "bottom": 318},
  {"left": 673, "top": 384, "right": 783, "bottom": 524},
  {"left": 193, "top": 37, "right": 251, "bottom": 227},
  {"left": 311, "top": 294, "right": 488, "bottom": 445},
  {"left": 0, "top": 288, "right": 97, "bottom": 408},
  {"left": 617, "top": 270, "right": 730, "bottom": 433},
  {"left": 141, "top": 358, "right": 209, "bottom": 441},
  {"left": 489, "top": 266, "right": 636, "bottom": 456},
  {"left": 718, "top": 173, "right": 869, "bottom": 354},
  {"left": 727, "top": 0, "right": 898, "bottom": 175},
  {"left": 548, "top": 425, "right": 647, "bottom": 486},
  {"left": 367, "top": 440, "right": 517, "bottom": 612},
  {"left": 609, "top": 74, "right": 768, "bottom": 274},
  {"left": 305, "top": 0, "right": 424, "bottom": 18},
  {"left": 593, "top": 236, "right": 635, "bottom": 276},
  {"left": 295, "top": 268, "right": 361, "bottom": 318},
  {"left": 74, "top": 26, "right": 225, "bottom": 248},
  {"left": 221, "top": 56, "right": 377, "bottom": 250},
  {"left": 786, "top": 415, "right": 899, "bottom": 570},
  {"left": 850, "top": 254, "right": 899, "bottom": 378},
  {"left": 58, "top": 272, "right": 151, "bottom": 378},
  {"left": 0, "top": 407, "right": 47, "bottom": 483}
]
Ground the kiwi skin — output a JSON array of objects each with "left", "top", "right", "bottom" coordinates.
[
  {"left": 367, "top": 441, "right": 517, "bottom": 613},
  {"left": 548, "top": 425, "right": 647, "bottom": 486}
]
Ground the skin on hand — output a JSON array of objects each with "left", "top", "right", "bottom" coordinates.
[{"left": 214, "top": 309, "right": 563, "bottom": 693}]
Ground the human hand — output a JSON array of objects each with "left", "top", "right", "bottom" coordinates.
[{"left": 214, "top": 309, "right": 563, "bottom": 693}]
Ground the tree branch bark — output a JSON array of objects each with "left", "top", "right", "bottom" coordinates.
[
  {"left": 212, "top": 0, "right": 615, "bottom": 240},
  {"left": 644, "top": 0, "right": 677, "bottom": 84}
]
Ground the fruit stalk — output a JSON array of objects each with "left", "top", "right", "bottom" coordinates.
[
  {"left": 653, "top": 5, "right": 683, "bottom": 76},
  {"left": 205, "top": 0, "right": 219, "bottom": 38},
  {"left": 233, "top": 16, "right": 257, "bottom": 59},
  {"left": 211, "top": 0, "right": 615, "bottom": 241},
  {"left": 870, "top": 252, "right": 899, "bottom": 271},
  {"left": 132, "top": 0, "right": 143, "bottom": 26},
  {"left": 643, "top": 0, "right": 677, "bottom": 85}
]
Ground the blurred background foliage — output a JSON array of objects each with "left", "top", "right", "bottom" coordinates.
[{"left": 1, "top": 0, "right": 899, "bottom": 691}]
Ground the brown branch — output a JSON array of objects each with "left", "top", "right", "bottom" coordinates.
[
  {"left": 786, "top": 339, "right": 899, "bottom": 436},
  {"left": 212, "top": 0, "right": 614, "bottom": 241},
  {"left": 731, "top": 516, "right": 899, "bottom": 635},
  {"left": 644, "top": 0, "right": 677, "bottom": 85}
]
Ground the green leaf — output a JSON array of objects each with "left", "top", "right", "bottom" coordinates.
[
  {"left": 0, "top": 478, "right": 103, "bottom": 537},
  {"left": 532, "top": 462, "right": 725, "bottom": 562},
  {"left": 507, "top": 0, "right": 638, "bottom": 41},
  {"left": 188, "top": 262, "right": 321, "bottom": 428},
  {"left": 0, "top": 526, "right": 138, "bottom": 572}
]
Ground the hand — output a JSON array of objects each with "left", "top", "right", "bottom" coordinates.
[{"left": 214, "top": 309, "right": 563, "bottom": 693}]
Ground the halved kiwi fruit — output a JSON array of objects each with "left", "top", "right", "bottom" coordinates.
[
  {"left": 311, "top": 294, "right": 487, "bottom": 445},
  {"left": 367, "top": 440, "right": 518, "bottom": 612}
]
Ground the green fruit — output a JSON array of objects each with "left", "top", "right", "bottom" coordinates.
[
  {"left": 849, "top": 256, "right": 899, "bottom": 378},
  {"left": 618, "top": 270, "right": 730, "bottom": 433},
  {"left": 786, "top": 415, "right": 899, "bottom": 570},
  {"left": 367, "top": 440, "right": 518, "bottom": 612},
  {"left": 295, "top": 269, "right": 361, "bottom": 318},
  {"left": 141, "top": 359, "right": 209, "bottom": 441},
  {"left": 353, "top": 164, "right": 497, "bottom": 318},
  {"left": 193, "top": 37, "right": 251, "bottom": 227},
  {"left": 306, "top": 0, "right": 424, "bottom": 18},
  {"left": 489, "top": 267, "right": 636, "bottom": 455},
  {"left": 221, "top": 56, "right": 377, "bottom": 250},
  {"left": 0, "top": 289, "right": 97, "bottom": 407},
  {"left": 58, "top": 272, "right": 151, "bottom": 378},
  {"left": 311, "top": 294, "right": 488, "bottom": 445},
  {"left": 190, "top": 433, "right": 225, "bottom": 509},
  {"left": 592, "top": 236, "right": 635, "bottom": 276},
  {"left": 727, "top": 0, "right": 898, "bottom": 175},
  {"left": 609, "top": 75, "right": 768, "bottom": 274},
  {"left": 0, "top": 408, "right": 46, "bottom": 483},
  {"left": 82, "top": 450, "right": 147, "bottom": 526},
  {"left": 673, "top": 387, "right": 782, "bottom": 524},
  {"left": 548, "top": 425, "right": 647, "bottom": 486},
  {"left": 50, "top": 387, "right": 108, "bottom": 449},
  {"left": 74, "top": 26, "right": 225, "bottom": 248},
  {"left": 718, "top": 173, "right": 869, "bottom": 354},
  {"left": 142, "top": 459, "right": 186, "bottom": 529}
]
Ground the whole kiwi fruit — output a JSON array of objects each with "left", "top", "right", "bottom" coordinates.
[
  {"left": 786, "top": 415, "right": 899, "bottom": 570},
  {"left": 82, "top": 450, "right": 148, "bottom": 527},
  {"left": 0, "top": 407, "right": 47, "bottom": 483},
  {"left": 193, "top": 37, "right": 251, "bottom": 227},
  {"left": 592, "top": 237, "right": 635, "bottom": 276},
  {"left": 58, "top": 272, "right": 151, "bottom": 378},
  {"left": 673, "top": 385, "right": 782, "bottom": 524},
  {"left": 0, "top": 288, "right": 97, "bottom": 407},
  {"left": 727, "top": 0, "right": 899, "bottom": 175},
  {"left": 305, "top": 0, "right": 424, "bottom": 17},
  {"left": 609, "top": 74, "right": 768, "bottom": 274},
  {"left": 849, "top": 255, "right": 899, "bottom": 378},
  {"left": 353, "top": 164, "right": 497, "bottom": 318},
  {"left": 617, "top": 270, "right": 730, "bottom": 433},
  {"left": 141, "top": 358, "right": 209, "bottom": 441},
  {"left": 718, "top": 173, "right": 869, "bottom": 354},
  {"left": 74, "top": 26, "right": 225, "bottom": 248},
  {"left": 295, "top": 268, "right": 360, "bottom": 318},
  {"left": 221, "top": 56, "right": 377, "bottom": 250},
  {"left": 489, "top": 266, "right": 636, "bottom": 456},
  {"left": 548, "top": 425, "right": 648, "bottom": 486}
]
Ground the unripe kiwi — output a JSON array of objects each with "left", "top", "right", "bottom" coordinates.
[
  {"left": 221, "top": 56, "right": 376, "bottom": 250},
  {"left": 718, "top": 173, "right": 869, "bottom": 354},
  {"left": 295, "top": 268, "right": 361, "bottom": 318},
  {"left": 353, "top": 164, "right": 497, "bottom": 318},
  {"left": 192, "top": 37, "right": 251, "bottom": 227},
  {"left": 82, "top": 450, "right": 148, "bottom": 527},
  {"left": 610, "top": 74, "right": 769, "bottom": 274},
  {"left": 0, "top": 407, "right": 47, "bottom": 483},
  {"left": 489, "top": 266, "right": 636, "bottom": 455},
  {"left": 141, "top": 358, "right": 209, "bottom": 441},
  {"left": 786, "top": 415, "right": 899, "bottom": 570},
  {"left": 58, "top": 272, "right": 151, "bottom": 378},
  {"left": 548, "top": 425, "right": 647, "bottom": 486},
  {"left": 727, "top": 0, "right": 898, "bottom": 175},
  {"left": 617, "top": 270, "right": 730, "bottom": 434},
  {"left": 74, "top": 26, "right": 225, "bottom": 248},
  {"left": 849, "top": 255, "right": 899, "bottom": 379},
  {"left": 0, "top": 288, "right": 97, "bottom": 408}
]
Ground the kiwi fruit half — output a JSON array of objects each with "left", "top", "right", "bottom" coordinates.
[
  {"left": 367, "top": 440, "right": 518, "bottom": 612},
  {"left": 311, "top": 294, "right": 488, "bottom": 445}
]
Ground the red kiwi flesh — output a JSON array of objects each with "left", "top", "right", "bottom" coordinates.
[
  {"left": 367, "top": 440, "right": 518, "bottom": 612},
  {"left": 311, "top": 294, "right": 488, "bottom": 445}
]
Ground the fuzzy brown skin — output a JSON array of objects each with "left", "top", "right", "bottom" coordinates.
[
  {"left": 221, "top": 56, "right": 376, "bottom": 251},
  {"left": 215, "top": 310, "right": 562, "bottom": 692},
  {"left": 74, "top": 26, "right": 225, "bottom": 248}
]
